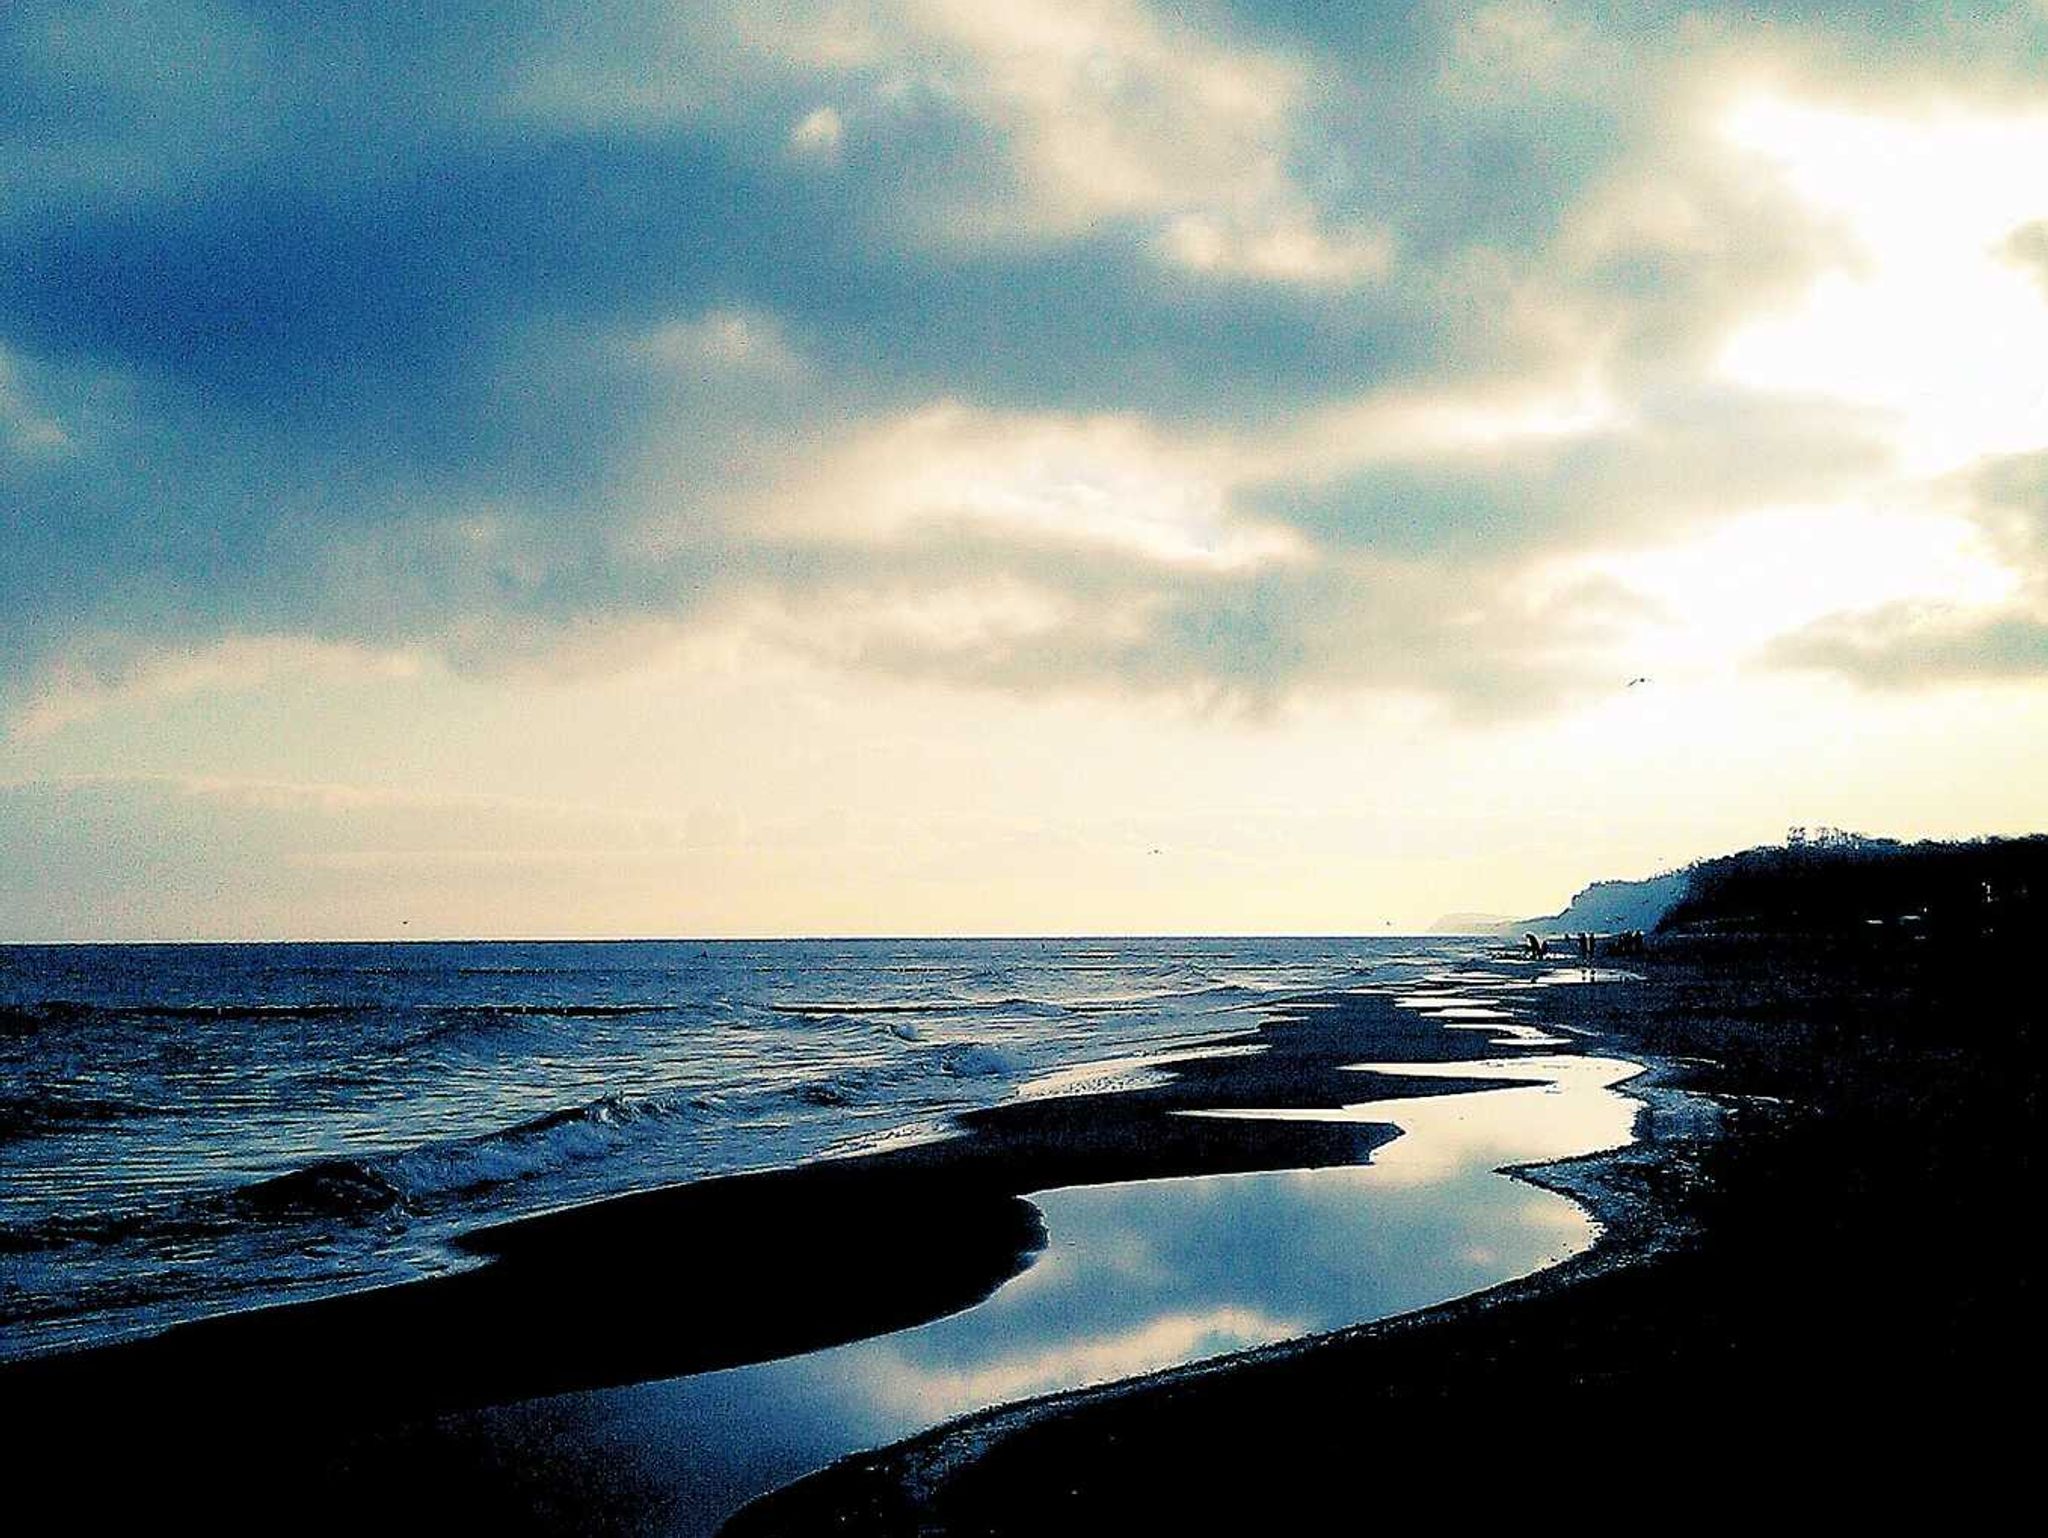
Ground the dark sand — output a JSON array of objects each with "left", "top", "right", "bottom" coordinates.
[
  {"left": 733, "top": 936, "right": 2040, "bottom": 1532},
  {"left": 12, "top": 939, "right": 2032, "bottom": 1532},
  {"left": 1, "top": 982, "right": 1536, "bottom": 1528}
]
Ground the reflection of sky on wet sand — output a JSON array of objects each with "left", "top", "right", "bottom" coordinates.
[
  {"left": 1188, "top": 1055, "right": 1645, "bottom": 1186},
  {"left": 1013, "top": 1041, "right": 1267, "bottom": 1101},
  {"left": 509, "top": 1051, "right": 1645, "bottom": 1534},
  {"left": 1528, "top": 967, "right": 1643, "bottom": 987},
  {"left": 1384, "top": 988, "right": 1573, "bottom": 1045}
]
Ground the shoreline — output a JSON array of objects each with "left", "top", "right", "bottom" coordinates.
[
  {"left": 11, "top": 936, "right": 2027, "bottom": 1531},
  {"left": 730, "top": 937, "right": 2038, "bottom": 1532},
  {"left": 1, "top": 965, "right": 1574, "bottom": 1524},
  {"left": 726, "top": 1043, "right": 1719, "bottom": 1533}
]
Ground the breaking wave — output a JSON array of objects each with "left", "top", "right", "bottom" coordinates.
[{"left": 0, "top": 934, "right": 1419, "bottom": 1360}]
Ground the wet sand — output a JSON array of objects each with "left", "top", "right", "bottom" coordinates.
[
  {"left": 17, "top": 939, "right": 2020, "bottom": 1533},
  {"left": 1, "top": 975, "right": 1563, "bottom": 1528},
  {"left": 449, "top": 1048, "right": 1642, "bottom": 1535},
  {"left": 733, "top": 937, "right": 2039, "bottom": 1532}
]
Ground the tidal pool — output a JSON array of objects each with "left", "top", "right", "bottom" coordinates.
[{"left": 468, "top": 1052, "right": 1647, "bottom": 1535}]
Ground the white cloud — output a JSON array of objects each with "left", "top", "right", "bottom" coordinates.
[
  {"left": 9, "top": 637, "right": 424, "bottom": 741},
  {"left": 760, "top": 401, "right": 1307, "bottom": 571},
  {"left": 1440, "top": 0, "right": 1601, "bottom": 101},
  {"left": 508, "top": 1, "right": 1388, "bottom": 286},
  {"left": 893, "top": 0, "right": 1392, "bottom": 285},
  {"left": 901, "top": 0, "right": 1295, "bottom": 223},
  {"left": 739, "top": 578, "right": 1101, "bottom": 669},
  {"left": 856, "top": 1306, "right": 1301, "bottom": 1417},
  {"left": 1718, "top": 95, "right": 2048, "bottom": 474},
  {"left": 1535, "top": 502, "right": 2022, "bottom": 675},
  {"left": 0, "top": 346, "right": 71, "bottom": 457},
  {"left": 622, "top": 306, "right": 808, "bottom": 376},
  {"left": 1234, "top": 373, "right": 1626, "bottom": 486},
  {"left": 1159, "top": 213, "right": 1392, "bottom": 287},
  {"left": 787, "top": 104, "right": 845, "bottom": 161}
]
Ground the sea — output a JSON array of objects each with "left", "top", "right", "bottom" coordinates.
[{"left": 0, "top": 935, "right": 1476, "bottom": 1364}]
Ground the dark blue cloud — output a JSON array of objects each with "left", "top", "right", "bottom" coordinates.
[
  {"left": 7, "top": 119, "right": 1462, "bottom": 446},
  {"left": 2, "top": 0, "right": 2043, "bottom": 718}
]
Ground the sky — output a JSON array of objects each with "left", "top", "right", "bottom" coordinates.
[{"left": 4, "top": 1, "right": 2048, "bottom": 940}]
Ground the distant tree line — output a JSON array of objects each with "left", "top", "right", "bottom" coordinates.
[{"left": 1656, "top": 832, "right": 2048, "bottom": 940}]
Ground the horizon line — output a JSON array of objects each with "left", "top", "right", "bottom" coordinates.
[{"left": 0, "top": 929, "right": 1473, "bottom": 948}]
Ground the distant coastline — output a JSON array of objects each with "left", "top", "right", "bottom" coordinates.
[
  {"left": 1437, "top": 830, "right": 2048, "bottom": 943},
  {"left": 737, "top": 917, "right": 2038, "bottom": 1531}
]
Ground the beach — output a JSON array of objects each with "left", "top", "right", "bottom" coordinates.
[
  {"left": 1, "top": 947, "right": 1645, "bottom": 1529},
  {"left": 10, "top": 2, "right": 2046, "bottom": 1528},
  {"left": 4, "top": 935, "right": 2034, "bottom": 1531},
  {"left": 737, "top": 935, "right": 2038, "bottom": 1532}
]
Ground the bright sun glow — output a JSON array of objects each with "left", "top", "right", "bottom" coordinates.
[
  {"left": 1555, "top": 504, "right": 2019, "bottom": 671},
  {"left": 1719, "top": 96, "right": 2048, "bottom": 474}
]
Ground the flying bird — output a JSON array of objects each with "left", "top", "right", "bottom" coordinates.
[{"left": 1627, "top": 676, "right": 1653, "bottom": 687}]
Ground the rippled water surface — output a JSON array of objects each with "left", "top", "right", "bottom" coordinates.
[
  {"left": 2, "top": 937, "right": 1465, "bottom": 1358},
  {"left": 466, "top": 1050, "right": 1646, "bottom": 1535}
]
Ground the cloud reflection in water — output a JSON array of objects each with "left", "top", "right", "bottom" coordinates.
[{"left": 545, "top": 1050, "right": 1644, "bottom": 1533}]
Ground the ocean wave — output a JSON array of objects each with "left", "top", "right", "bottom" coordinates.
[
  {"left": 129, "top": 1002, "right": 373, "bottom": 1023},
  {"left": 795, "top": 1077, "right": 864, "bottom": 1106},
  {"left": 0, "top": 1201, "right": 242, "bottom": 1257},
  {"left": 234, "top": 1159, "right": 409, "bottom": 1221},
  {"left": 755, "top": 977, "right": 1312, "bottom": 1023},
  {"left": 0, "top": 936, "right": 1425, "bottom": 1363},
  {"left": 439, "top": 1003, "right": 676, "bottom": 1018},
  {"left": 388, "top": 1002, "right": 686, "bottom": 1056},
  {"left": 0, "top": 1000, "right": 97, "bottom": 1036},
  {"left": 0, "top": 1089, "right": 705, "bottom": 1259},
  {"left": 787, "top": 1042, "right": 1026, "bottom": 1108},
  {"left": 353, "top": 1090, "right": 700, "bottom": 1205},
  {"left": 0, "top": 1093, "right": 155, "bottom": 1141},
  {"left": 936, "top": 1044, "right": 1021, "bottom": 1077},
  {"left": 0, "top": 999, "right": 373, "bottom": 1033},
  {"left": 768, "top": 998, "right": 1069, "bottom": 1018},
  {"left": 0, "top": 1154, "right": 421, "bottom": 1255},
  {"left": 4, "top": 996, "right": 696, "bottom": 1048}
]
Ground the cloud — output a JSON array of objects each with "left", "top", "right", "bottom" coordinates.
[
  {"left": 1764, "top": 448, "right": 2048, "bottom": 686},
  {"left": 718, "top": 531, "right": 1650, "bottom": 719},
  {"left": 887, "top": 0, "right": 1303, "bottom": 236},
  {"left": 5, "top": 2, "right": 2048, "bottom": 735},
  {"left": 508, "top": 1, "right": 1391, "bottom": 284},
  {"left": 856, "top": 1305, "right": 1300, "bottom": 1418},
  {"left": 1437, "top": 0, "right": 1617, "bottom": 106},
  {"left": 1716, "top": 96, "right": 2048, "bottom": 474},
  {"left": 0, "top": 345, "right": 70, "bottom": 456},
  {"left": 2004, "top": 219, "right": 2048, "bottom": 292},
  {"left": 617, "top": 306, "right": 810, "bottom": 379},
  {"left": 1976, "top": 448, "right": 2048, "bottom": 561},
  {"left": 1246, "top": 386, "right": 1892, "bottom": 563},
  {"left": 1769, "top": 604, "right": 2048, "bottom": 686},
  {"left": 787, "top": 104, "right": 846, "bottom": 162},
  {"left": 754, "top": 402, "right": 1302, "bottom": 570},
  {"left": 7, "top": 636, "right": 424, "bottom": 740},
  {"left": 0, "top": 0, "right": 278, "bottom": 218},
  {"left": 1159, "top": 213, "right": 1392, "bottom": 287}
]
